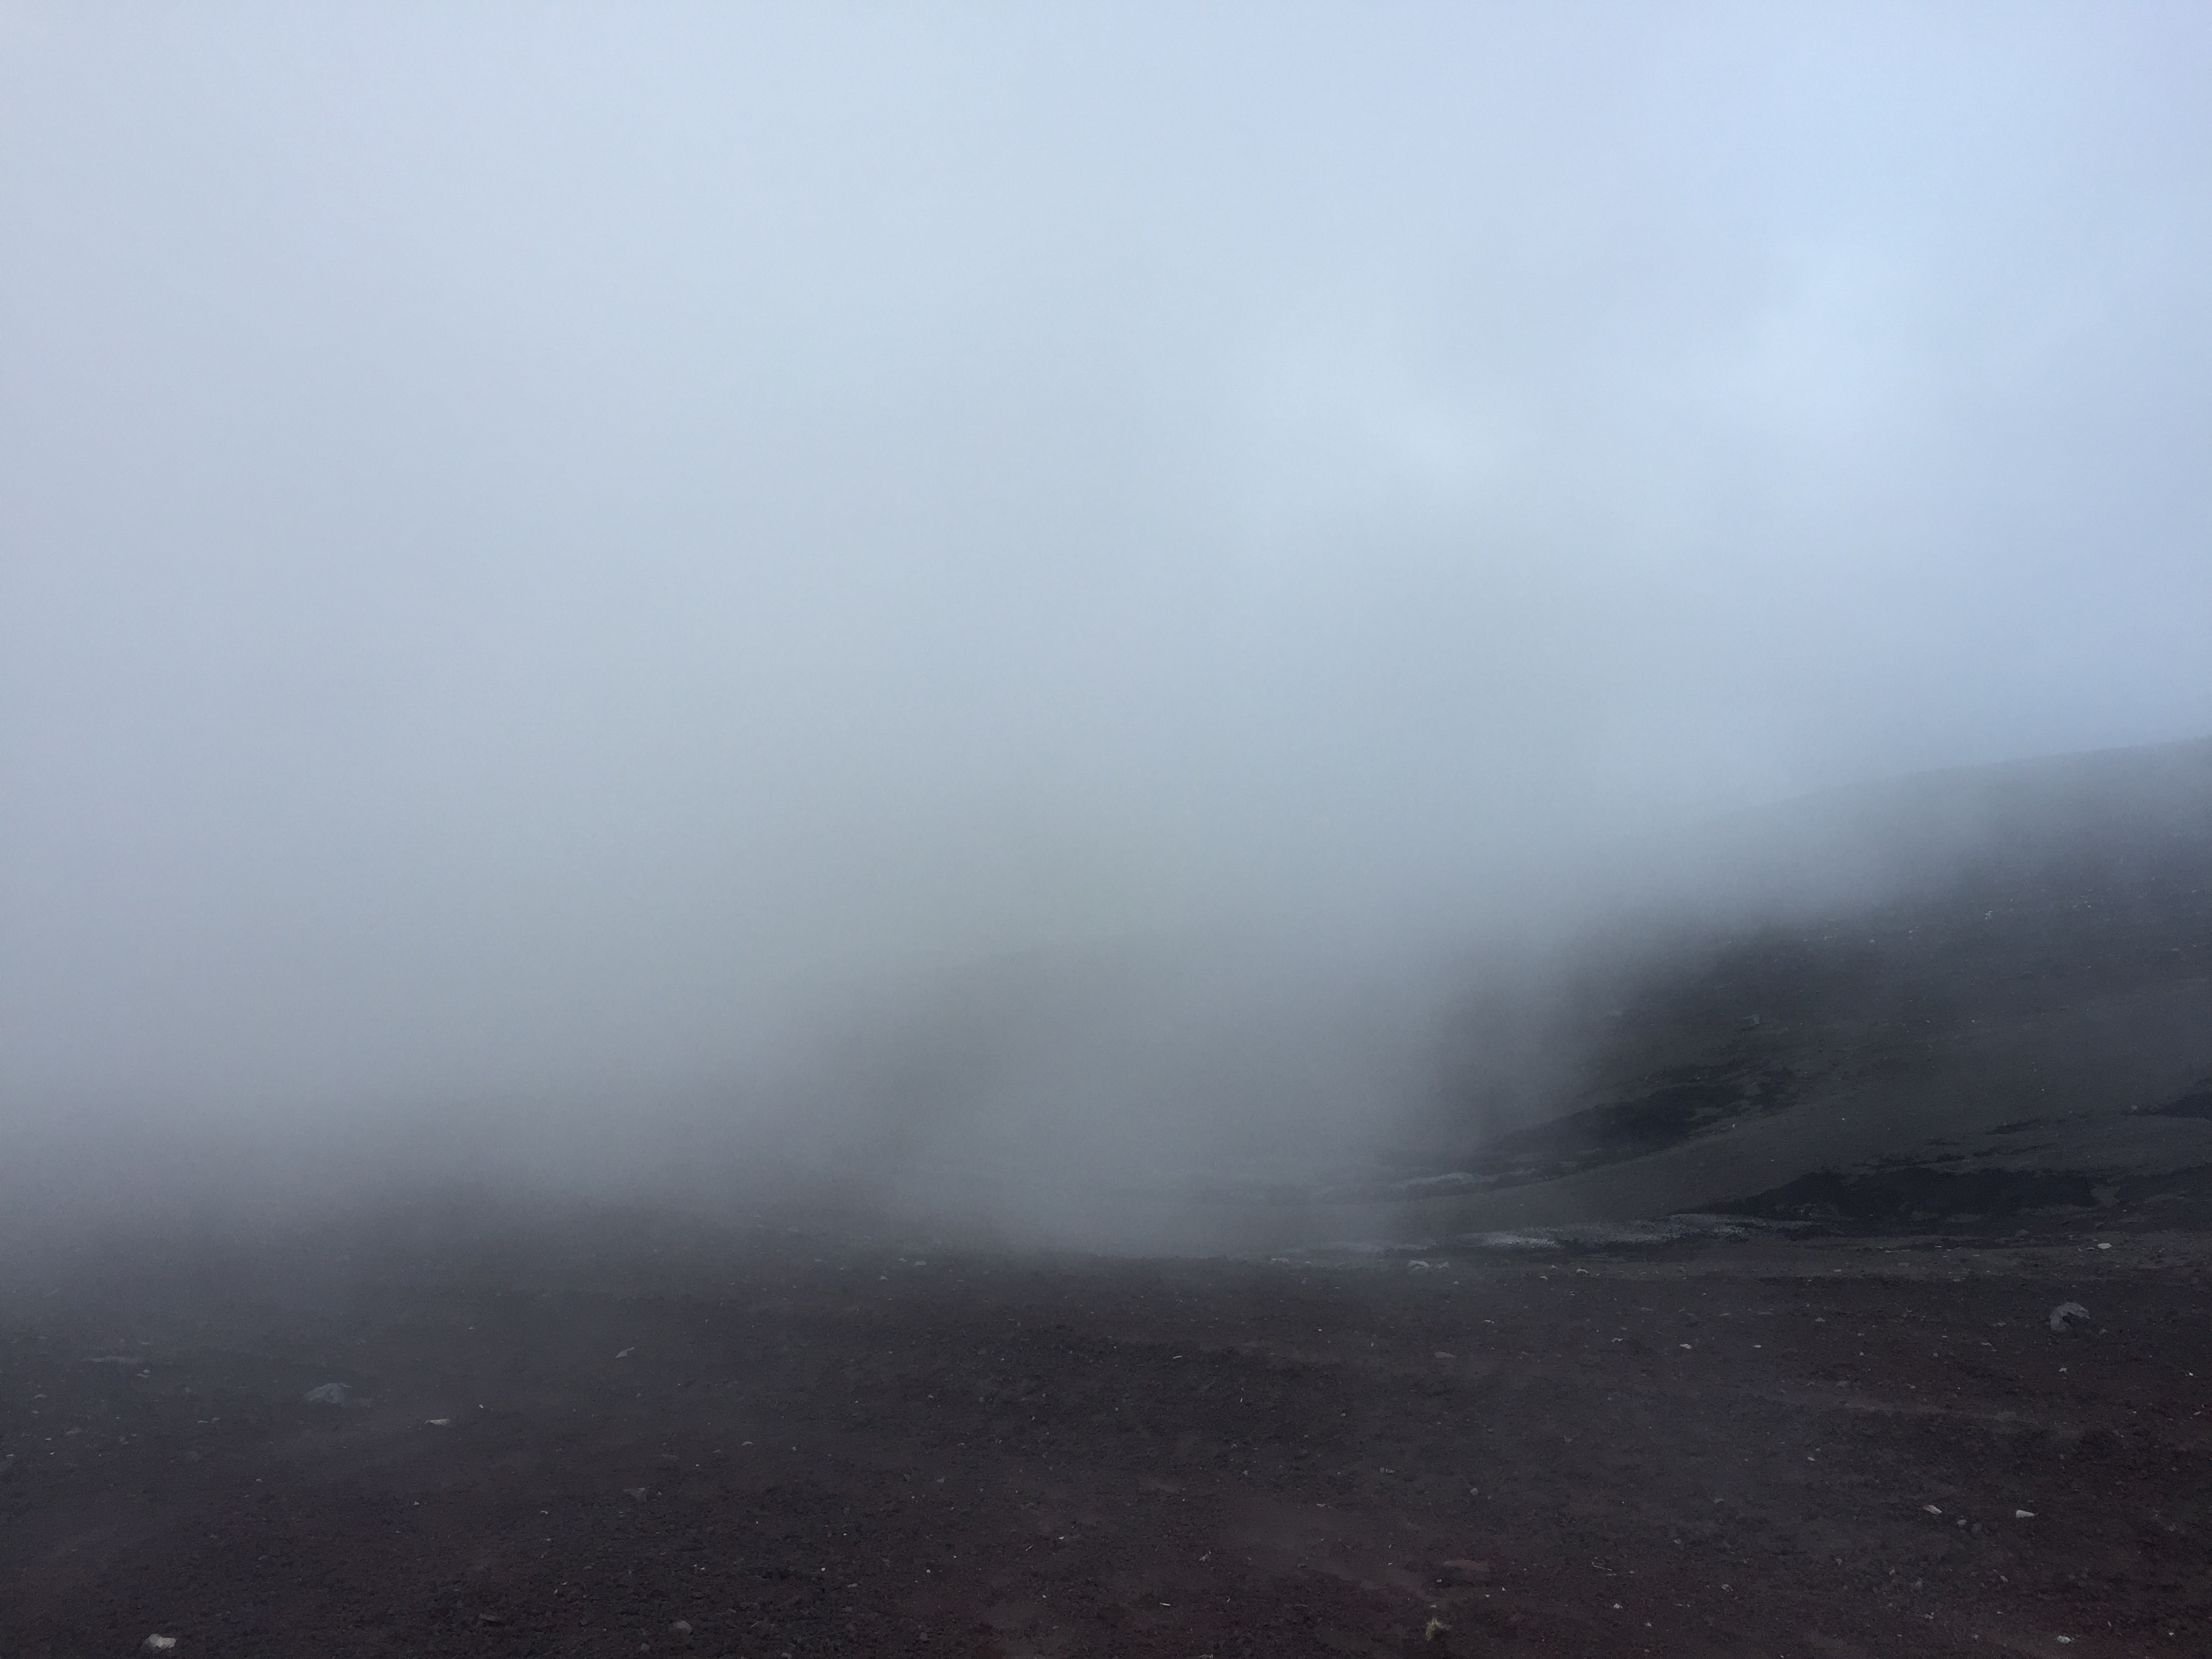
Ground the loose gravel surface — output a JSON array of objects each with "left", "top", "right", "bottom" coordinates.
[{"left": 4, "top": 1204, "right": 2208, "bottom": 1658}]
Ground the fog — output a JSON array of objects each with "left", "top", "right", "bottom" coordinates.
[{"left": 5, "top": 5, "right": 2211, "bottom": 1240}]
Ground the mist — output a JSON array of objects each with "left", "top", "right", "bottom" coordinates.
[{"left": 5, "top": 5, "right": 2211, "bottom": 1242}]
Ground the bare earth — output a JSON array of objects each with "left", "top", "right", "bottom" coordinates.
[{"left": 3, "top": 1200, "right": 2207, "bottom": 1659}]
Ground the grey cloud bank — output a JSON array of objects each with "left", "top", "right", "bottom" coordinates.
[{"left": 3, "top": 6, "right": 2209, "bottom": 1192}]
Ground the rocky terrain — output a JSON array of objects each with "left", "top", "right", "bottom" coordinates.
[{"left": 2, "top": 1205, "right": 2205, "bottom": 1658}]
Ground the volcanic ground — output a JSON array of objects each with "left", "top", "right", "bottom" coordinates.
[{"left": 3, "top": 1203, "right": 2207, "bottom": 1659}]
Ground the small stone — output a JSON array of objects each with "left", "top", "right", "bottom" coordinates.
[{"left": 670, "top": 1620, "right": 693, "bottom": 1636}]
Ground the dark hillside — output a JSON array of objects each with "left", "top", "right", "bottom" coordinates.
[{"left": 1387, "top": 737, "right": 2212, "bottom": 1235}]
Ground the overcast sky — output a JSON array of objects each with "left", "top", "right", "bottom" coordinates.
[{"left": 5, "top": 3, "right": 2210, "bottom": 1120}]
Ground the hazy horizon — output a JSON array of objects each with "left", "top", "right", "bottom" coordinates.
[{"left": 6, "top": 7, "right": 2211, "bottom": 1212}]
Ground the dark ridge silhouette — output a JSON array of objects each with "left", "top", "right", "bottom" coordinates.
[{"left": 1372, "top": 735, "right": 2212, "bottom": 1240}]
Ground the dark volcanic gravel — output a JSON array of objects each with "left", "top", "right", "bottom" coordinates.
[{"left": 3, "top": 1205, "right": 2209, "bottom": 1658}]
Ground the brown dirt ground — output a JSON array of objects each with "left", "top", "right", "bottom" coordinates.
[{"left": 3, "top": 1202, "right": 2207, "bottom": 1659}]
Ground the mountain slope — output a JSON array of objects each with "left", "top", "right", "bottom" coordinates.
[{"left": 1382, "top": 734, "right": 2212, "bottom": 1235}]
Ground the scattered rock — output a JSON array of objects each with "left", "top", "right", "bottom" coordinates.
[
  {"left": 304, "top": 1383, "right": 350, "bottom": 1406},
  {"left": 623, "top": 1486, "right": 649, "bottom": 1500},
  {"left": 670, "top": 1620, "right": 693, "bottom": 1637},
  {"left": 2049, "top": 1302, "right": 2091, "bottom": 1332},
  {"left": 143, "top": 1639, "right": 178, "bottom": 1652}
]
